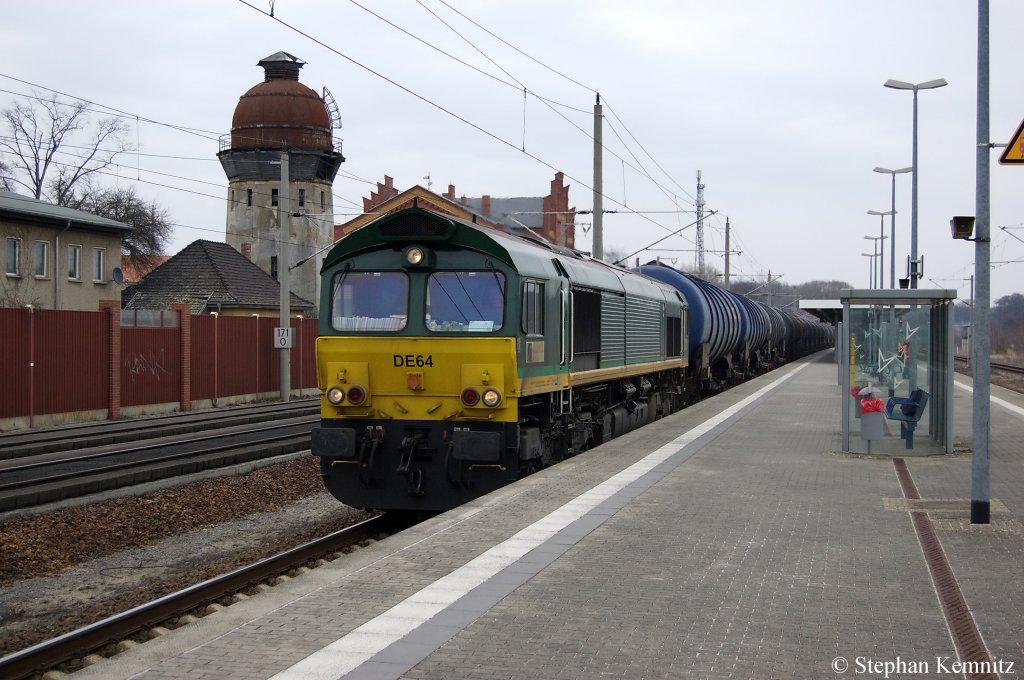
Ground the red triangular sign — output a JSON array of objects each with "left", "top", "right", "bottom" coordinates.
[{"left": 999, "top": 118, "right": 1024, "bottom": 165}]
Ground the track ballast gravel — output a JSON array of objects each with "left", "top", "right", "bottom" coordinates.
[{"left": 0, "top": 456, "right": 372, "bottom": 657}]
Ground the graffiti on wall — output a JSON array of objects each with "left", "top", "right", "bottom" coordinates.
[{"left": 124, "top": 349, "right": 173, "bottom": 382}]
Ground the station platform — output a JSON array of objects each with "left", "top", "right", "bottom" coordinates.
[{"left": 75, "top": 352, "right": 1024, "bottom": 680}]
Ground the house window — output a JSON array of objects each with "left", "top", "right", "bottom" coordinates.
[
  {"left": 92, "top": 248, "right": 105, "bottom": 282},
  {"left": 271, "top": 188, "right": 279, "bottom": 207},
  {"left": 298, "top": 188, "right": 305, "bottom": 207},
  {"left": 246, "top": 188, "right": 253, "bottom": 207},
  {"left": 5, "top": 237, "right": 20, "bottom": 276},
  {"left": 33, "top": 241, "right": 49, "bottom": 278},
  {"left": 68, "top": 244, "right": 81, "bottom": 280}
]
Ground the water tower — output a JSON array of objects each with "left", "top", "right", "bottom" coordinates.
[{"left": 218, "top": 51, "right": 344, "bottom": 307}]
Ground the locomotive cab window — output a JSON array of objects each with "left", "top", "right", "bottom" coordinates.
[
  {"left": 426, "top": 271, "right": 505, "bottom": 332},
  {"left": 331, "top": 271, "right": 409, "bottom": 331},
  {"left": 521, "top": 281, "right": 544, "bottom": 336}
]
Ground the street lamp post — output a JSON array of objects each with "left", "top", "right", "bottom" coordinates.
[
  {"left": 863, "top": 235, "right": 887, "bottom": 288},
  {"left": 866, "top": 212, "right": 895, "bottom": 288},
  {"left": 861, "top": 252, "right": 876, "bottom": 288},
  {"left": 884, "top": 78, "right": 947, "bottom": 288},
  {"left": 873, "top": 167, "right": 912, "bottom": 287}
]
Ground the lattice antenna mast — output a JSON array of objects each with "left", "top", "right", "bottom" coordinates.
[{"left": 695, "top": 170, "right": 706, "bottom": 273}]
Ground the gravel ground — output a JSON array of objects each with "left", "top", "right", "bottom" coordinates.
[{"left": 0, "top": 456, "right": 372, "bottom": 657}]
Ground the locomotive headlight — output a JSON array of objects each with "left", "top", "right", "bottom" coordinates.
[
  {"left": 326, "top": 386, "right": 345, "bottom": 405},
  {"left": 481, "top": 388, "right": 502, "bottom": 407},
  {"left": 405, "top": 246, "right": 425, "bottom": 266}
]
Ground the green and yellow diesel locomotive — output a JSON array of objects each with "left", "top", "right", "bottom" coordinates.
[{"left": 312, "top": 207, "right": 688, "bottom": 512}]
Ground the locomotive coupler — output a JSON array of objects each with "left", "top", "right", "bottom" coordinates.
[
  {"left": 396, "top": 434, "right": 420, "bottom": 474},
  {"left": 396, "top": 434, "right": 426, "bottom": 497},
  {"left": 357, "top": 430, "right": 381, "bottom": 485}
]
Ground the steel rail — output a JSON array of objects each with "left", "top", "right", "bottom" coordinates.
[
  {"left": 0, "top": 416, "right": 318, "bottom": 477},
  {"left": 0, "top": 424, "right": 315, "bottom": 494},
  {"left": 954, "top": 356, "right": 1024, "bottom": 375},
  {"left": 0, "top": 514, "right": 395, "bottom": 680},
  {"left": 0, "top": 401, "right": 319, "bottom": 459}
]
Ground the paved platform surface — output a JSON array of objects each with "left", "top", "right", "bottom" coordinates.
[{"left": 74, "top": 353, "right": 1024, "bottom": 680}]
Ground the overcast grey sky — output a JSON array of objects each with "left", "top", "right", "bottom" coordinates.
[{"left": 3, "top": 1, "right": 1022, "bottom": 302}]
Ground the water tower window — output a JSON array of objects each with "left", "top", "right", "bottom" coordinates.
[
  {"left": 298, "top": 189, "right": 305, "bottom": 207},
  {"left": 271, "top": 189, "right": 279, "bottom": 207},
  {"left": 321, "top": 191, "right": 326, "bottom": 211},
  {"left": 246, "top": 189, "right": 253, "bottom": 207}
]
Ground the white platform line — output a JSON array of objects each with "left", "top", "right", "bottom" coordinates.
[
  {"left": 954, "top": 379, "right": 1024, "bottom": 419},
  {"left": 269, "top": 362, "right": 811, "bottom": 680}
]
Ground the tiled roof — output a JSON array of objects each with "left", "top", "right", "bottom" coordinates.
[
  {"left": 121, "top": 239, "right": 314, "bottom": 313},
  {"left": 464, "top": 196, "right": 543, "bottom": 231}
]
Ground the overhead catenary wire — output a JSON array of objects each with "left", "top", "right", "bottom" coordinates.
[{"left": 233, "top": 0, "right": 691, "bottom": 241}]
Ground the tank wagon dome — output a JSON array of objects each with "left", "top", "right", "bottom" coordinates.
[{"left": 229, "top": 51, "right": 333, "bottom": 152}]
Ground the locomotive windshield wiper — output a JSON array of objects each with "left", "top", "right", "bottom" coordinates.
[
  {"left": 331, "top": 264, "right": 352, "bottom": 309},
  {"left": 488, "top": 264, "right": 505, "bottom": 297}
]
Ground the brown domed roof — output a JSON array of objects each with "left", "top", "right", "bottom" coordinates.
[{"left": 228, "top": 52, "right": 333, "bottom": 152}]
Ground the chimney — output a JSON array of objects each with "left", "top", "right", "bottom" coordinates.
[
  {"left": 241, "top": 243, "right": 252, "bottom": 260},
  {"left": 444, "top": 184, "right": 455, "bottom": 200},
  {"left": 481, "top": 195, "right": 491, "bottom": 216},
  {"left": 258, "top": 51, "right": 305, "bottom": 81}
]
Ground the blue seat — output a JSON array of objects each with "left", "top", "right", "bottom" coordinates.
[{"left": 885, "top": 389, "right": 930, "bottom": 449}]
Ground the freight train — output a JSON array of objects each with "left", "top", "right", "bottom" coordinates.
[{"left": 312, "top": 207, "right": 833, "bottom": 512}]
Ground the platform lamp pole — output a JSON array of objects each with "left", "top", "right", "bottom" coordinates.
[
  {"left": 863, "top": 235, "right": 886, "bottom": 288},
  {"left": 866, "top": 216, "right": 892, "bottom": 287},
  {"left": 873, "top": 167, "right": 912, "bottom": 287},
  {"left": 861, "top": 253, "right": 875, "bottom": 288},
  {"left": 884, "top": 78, "right": 947, "bottom": 288}
]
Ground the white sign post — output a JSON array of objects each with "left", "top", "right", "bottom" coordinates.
[{"left": 274, "top": 327, "right": 293, "bottom": 350}]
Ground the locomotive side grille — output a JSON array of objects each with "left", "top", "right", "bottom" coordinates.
[
  {"left": 600, "top": 293, "right": 625, "bottom": 366},
  {"left": 626, "top": 297, "right": 664, "bottom": 362}
]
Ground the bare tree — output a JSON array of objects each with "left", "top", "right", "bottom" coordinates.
[
  {"left": 0, "top": 92, "right": 131, "bottom": 203},
  {"left": 0, "top": 158, "right": 13, "bottom": 191},
  {"left": 82, "top": 186, "right": 173, "bottom": 259}
]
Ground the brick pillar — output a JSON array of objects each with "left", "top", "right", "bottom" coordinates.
[
  {"left": 172, "top": 304, "right": 192, "bottom": 412},
  {"left": 99, "top": 300, "right": 122, "bottom": 420}
]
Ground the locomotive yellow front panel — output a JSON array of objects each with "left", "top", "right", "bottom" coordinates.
[{"left": 316, "top": 336, "right": 518, "bottom": 423}]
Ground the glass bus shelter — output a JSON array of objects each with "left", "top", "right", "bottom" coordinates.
[{"left": 839, "top": 289, "right": 957, "bottom": 455}]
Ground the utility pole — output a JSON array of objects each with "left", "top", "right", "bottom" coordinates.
[
  {"left": 971, "top": 0, "right": 991, "bottom": 524},
  {"left": 593, "top": 93, "right": 603, "bottom": 261},
  {"left": 695, "top": 171, "right": 706, "bottom": 275},
  {"left": 724, "top": 217, "right": 731, "bottom": 290},
  {"left": 279, "top": 151, "right": 291, "bottom": 403}
]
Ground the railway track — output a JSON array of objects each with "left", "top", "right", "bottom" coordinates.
[
  {"left": 0, "top": 410, "right": 319, "bottom": 512},
  {"left": 953, "top": 356, "right": 1024, "bottom": 375},
  {"left": 0, "top": 399, "right": 319, "bottom": 461},
  {"left": 0, "top": 513, "right": 407, "bottom": 680}
]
